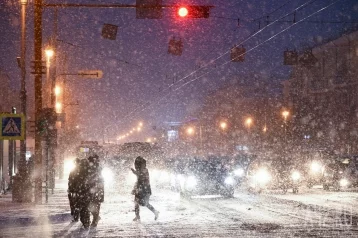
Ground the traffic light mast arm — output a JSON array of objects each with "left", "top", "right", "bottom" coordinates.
[{"left": 43, "top": 3, "right": 214, "bottom": 9}]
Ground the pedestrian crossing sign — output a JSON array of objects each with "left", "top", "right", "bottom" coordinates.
[{"left": 0, "top": 113, "right": 25, "bottom": 140}]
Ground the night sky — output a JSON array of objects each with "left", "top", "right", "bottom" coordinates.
[{"left": 1, "top": 0, "right": 357, "bottom": 142}]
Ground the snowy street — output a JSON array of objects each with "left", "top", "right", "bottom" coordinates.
[{"left": 1, "top": 180, "right": 358, "bottom": 237}]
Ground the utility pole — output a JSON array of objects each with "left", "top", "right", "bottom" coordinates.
[
  {"left": 19, "top": 0, "right": 28, "bottom": 183},
  {"left": 49, "top": 8, "right": 58, "bottom": 191},
  {"left": 34, "top": 0, "right": 43, "bottom": 204}
]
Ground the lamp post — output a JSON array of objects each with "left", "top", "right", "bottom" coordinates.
[
  {"left": 282, "top": 110, "right": 290, "bottom": 141},
  {"left": 19, "top": 0, "right": 27, "bottom": 175}
]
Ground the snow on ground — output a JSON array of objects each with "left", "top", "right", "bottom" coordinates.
[{"left": 1, "top": 180, "right": 358, "bottom": 237}]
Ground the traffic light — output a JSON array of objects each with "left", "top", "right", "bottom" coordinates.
[
  {"left": 38, "top": 108, "right": 57, "bottom": 137},
  {"left": 177, "top": 6, "right": 212, "bottom": 18},
  {"left": 168, "top": 37, "right": 183, "bottom": 56},
  {"left": 231, "top": 46, "right": 246, "bottom": 62}
]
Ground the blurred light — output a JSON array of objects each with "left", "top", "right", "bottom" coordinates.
[
  {"left": 64, "top": 159, "right": 75, "bottom": 175},
  {"left": 101, "top": 167, "right": 114, "bottom": 185},
  {"left": 291, "top": 171, "right": 301, "bottom": 181},
  {"left": 220, "top": 121, "right": 227, "bottom": 130},
  {"left": 225, "top": 176, "right": 234, "bottom": 185},
  {"left": 54, "top": 86, "right": 61, "bottom": 96},
  {"left": 137, "top": 127, "right": 141, "bottom": 132},
  {"left": 255, "top": 168, "right": 271, "bottom": 184},
  {"left": 282, "top": 110, "right": 290, "bottom": 120},
  {"left": 147, "top": 138, "right": 152, "bottom": 143},
  {"left": 263, "top": 126, "right": 268, "bottom": 133},
  {"left": 45, "top": 48, "right": 54, "bottom": 58},
  {"left": 20, "top": 0, "right": 28, "bottom": 5},
  {"left": 178, "top": 7, "right": 188, "bottom": 17},
  {"left": 340, "top": 178, "right": 349, "bottom": 187},
  {"left": 187, "top": 127, "right": 194, "bottom": 135},
  {"left": 55, "top": 102, "right": 62, "bottom": 111},
  {"left": 234, "top": 168, "right": 244, "bottom": 177},
  {"left": 186, "top": 175, "right": 197, "bottom": 189},
  {"left": 139, "top": 122, "right": 143, "bottom": 127},
  {"left": 310, "top": 161, "right": 321, "bottom": 173},
  {"left": 245, "top": 117, "right": 253, "bottom": 128}
]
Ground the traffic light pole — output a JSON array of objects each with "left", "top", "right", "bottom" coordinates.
[{"left": 34, "top": 0, "right": 43, "bottom": 204}]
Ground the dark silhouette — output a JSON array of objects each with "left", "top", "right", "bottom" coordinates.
[
  {"left": 131, "top": 156, "right": 159, "bottom": 221},
  {"left": 75, "top": 159, "right": 91, "bottom": 228},
  {"left": 87, "top": 155, "right": 104, "bottom": 227},
  {"left": 68, "top": 158, "right": 81, "bottom": 222}
]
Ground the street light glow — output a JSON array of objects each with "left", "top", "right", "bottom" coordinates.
[
  {"left": 282, "top": 110, "right": 290, "bottom": 120},
  {"left": 245, "top": 117, "right": 253, "bottom": 128},
  {"left": 187, "top": 127, "right": 194, "bottom": 135},
  {"left": 220, "top": 121, "right": 227, "bottom": 130},
  {"left": 139, "top": 122, "right": 143, "bottom": 127},
  {"left": 45, "top": 48, "right": 54, "bottom": 58},
  {"left": 55, "top": 102, "right": 62, "bottom": 111},
  {"left": 54, "top": 86, "right": 61, "bottom": 96}
]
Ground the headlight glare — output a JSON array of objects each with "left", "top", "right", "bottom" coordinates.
[
  {"left": 340, "top": 178, "right": 349, "bottom": 187},
  {"left": 291, "top": 171, "right": 301, "bottom": 181},
  {"left": 225, "top": 176, "right": 234, "bottom": 185}
]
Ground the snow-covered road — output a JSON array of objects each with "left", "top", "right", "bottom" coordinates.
[{"left": 1, "top": 181, "right": 358, "bottom": 237}]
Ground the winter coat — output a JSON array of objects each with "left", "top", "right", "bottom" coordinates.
[
  {"left": 88, "top": 156, "right": 104, "bottom": 203},
  {"left": 132, "top": 157, "right": 152, "bottom": 200},
  {"left": 68, "top": 159, "right": 81, "bottom": 194}
]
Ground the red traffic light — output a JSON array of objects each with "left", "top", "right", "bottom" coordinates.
[
  {"left": 178, "top": 7, "right": 189, "bottom": 17},
  {"left": 176, "top": 5, "right": 212, "bottom": 18}
]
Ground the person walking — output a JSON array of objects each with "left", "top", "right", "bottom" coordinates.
[
  {"left": 131, "top": 156, "right": 159, "bottom": 221},
  {"left": 76, "top": 158, "right": 91, "bottom": 229},
  {"left": 68, "top": 158, "right": 81, "bottom": 222},
  {"left": 87, "top": 155, "right": 104, "bottom": 227}
]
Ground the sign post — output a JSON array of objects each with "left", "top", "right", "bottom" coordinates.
[{"left": 0, "top": 114, "right": 25, "bottom": 141}]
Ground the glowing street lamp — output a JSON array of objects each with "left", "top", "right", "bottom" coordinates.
[
  {"left": 220, "top": 121, "right": 228, "bottom": 130},
  {"left": 178, "top": 7, "right": 189, "bottom": 17},
  {"left": 282, "top": 110, "right": 290, "bottom": 121},
  {"left": 55, "top": 102, "right": 62, "bottom": 112},
  {"left": 245, "top": 117, "right": 253, "bottom": 129},
  {"left": 187, "top": 127, "right": 194, "bottom": 135},
  {"left": 54, "top": 86, "right": 61, "bottom": 96}
]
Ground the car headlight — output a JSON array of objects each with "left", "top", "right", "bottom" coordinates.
[
  {"left": 291, "top": 171, "right": 301, "bottom": 181},
  {"left": 340, "top": 178, "right": 349, "bottom": 187},
  {"left": 186, "top": 175, "right": 197, "bottom": 189},
  {"left": 101, "top": 167, "right": 114, "bottom": 185},
  {"left": 160, "top": 170, "right": 170, "bottom": 182},
  {"left": 255, "top": 168, "right": 271, "bottom": 184},
  {"left": 64, "top": 159, "right": 75, "bottom": 175},
  {"left": 310, "top": 161, "right": 322, "bottom": 173},
  {"left": 234, "top": 168, "right": 244, "bottom": 177},
  {"left": 225, "top": 176, "right": 234, "bottom": 185}
]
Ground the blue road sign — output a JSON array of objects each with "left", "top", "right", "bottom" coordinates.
[{"left": 0, "top": 114, "right": 25, "bottom": 140}]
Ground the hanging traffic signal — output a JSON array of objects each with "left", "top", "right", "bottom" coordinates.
[
  {"left": 168, "top": 37, "right": 183, "bottom": 56},
  {"left": 177, "top": 6, "right": 212, "bottom": 18},
  {"left": 231, "top": 46, "right": 246, "bottom": 62}
]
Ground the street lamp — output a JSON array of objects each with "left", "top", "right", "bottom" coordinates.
[
  {"left": 245, "top": 117, "right": 253, "bottom": 129},
  {"left": 220, "top": 121, "right": 228, "bottom": 130},
  {"left": 282, "top": 110, "right": 289, "bottom": 122},
  {"left": 187, "top": 127, "right": 195, "bottom": 136}
]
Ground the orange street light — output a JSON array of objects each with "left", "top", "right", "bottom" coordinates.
[
  {"left": 187, "top": 127, "right": 194, "bottom": 135},
  {"left": 245, "top": 117, "right": 253, "bottom": 128},
  {"left": 282, "top": 110, "right": 290, "bottom": 121},
  {"left": 220, "top": 121, "right": 228, "bottom": 130}
]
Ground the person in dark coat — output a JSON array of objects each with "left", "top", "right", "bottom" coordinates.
[
  {"left": 87, "top": 155, "right": 104, "bottom": 227},
  {"left": 76, "top": 159, "right": 91, "bottom": 228},
  {"left": 68, "top": 158, "right": 81, "bottom": 222},
  {"left": 131, "top": 156, "right": 159, "bottom": 221}
]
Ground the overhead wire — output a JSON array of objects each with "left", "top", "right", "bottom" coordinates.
[
  {"left": 117, "top": 0, "right": 342, "bottom": 125},
  {"left": 116, "top": 0, "right": 320, "bottom": 121}
]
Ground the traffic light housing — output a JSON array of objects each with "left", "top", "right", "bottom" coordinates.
[
  {"left": 38, "top": 108, "right": 57, "bottom": 137},
  {"left": 177, "top": 6, "right": 212, "bottom": 18},
  {"left": 231, "top": 46, "right": 246, "bottom": 62},
  {"left": 168, "top": 37, "right": 183, "bottom": 56}
]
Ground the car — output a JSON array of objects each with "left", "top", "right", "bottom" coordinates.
[{"left": 175, "top": 157, "right": 236, "bottom": 198}]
